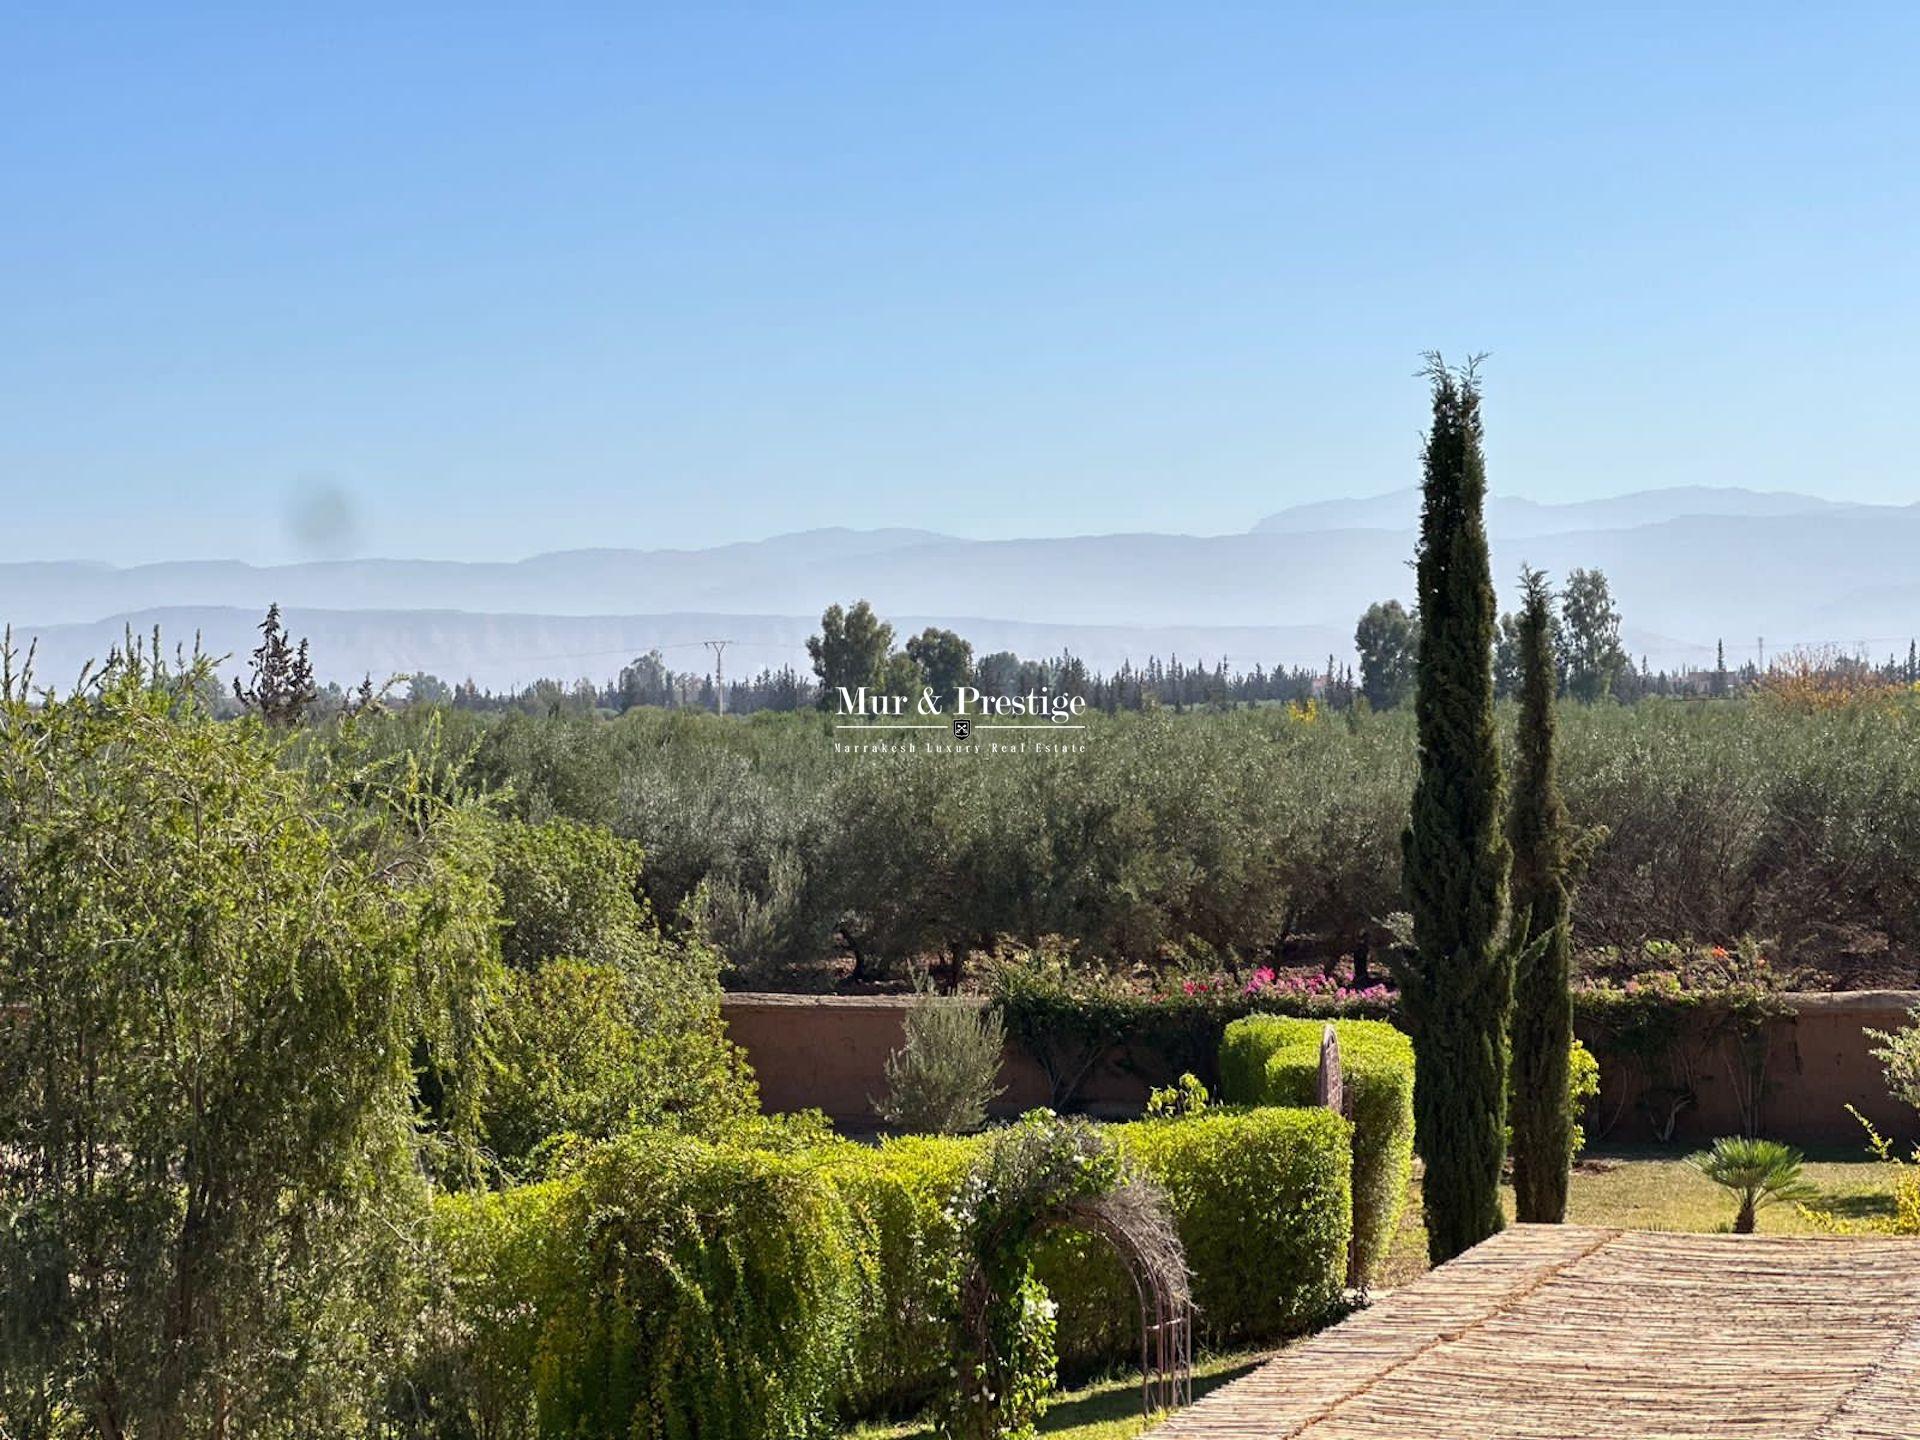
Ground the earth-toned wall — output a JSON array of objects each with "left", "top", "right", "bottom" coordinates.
[{"left": 724, "top": 991, "right": 1920, "bottom": 1145}]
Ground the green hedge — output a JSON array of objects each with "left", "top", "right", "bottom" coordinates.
[
  {"left": 994, "top": 956, "right": 1394, "bottom": 1107},
  {"left": 1217, "top": 1016, "right": 1414, "bottom": 1287},
  {"left": 813, "top": 1135, "right": 971, "bottom": 1417},
  {"left": 422, "top": 1106, "right": 1352, "bottom": 1437},
  {"left": 1036, "top": 1105, "right": 1352, "bottom": 1374},
  {"left": 536, "top": 1132, "right": 865, "bottom": 1440}
]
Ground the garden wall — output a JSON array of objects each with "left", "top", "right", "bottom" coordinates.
[
  {"left": 1582, "top": 989, "right": 1920, "bottom": 1147},
  {"left": 723, "top": 990, "right": 1920, "bottom": 1146},
  {"left": 723, "top": 992, "right": 1153, "bottom": 1124}
]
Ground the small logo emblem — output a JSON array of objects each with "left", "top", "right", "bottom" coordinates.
[{"left": 952, "top": 716, "right": 972, "bottom": 741}]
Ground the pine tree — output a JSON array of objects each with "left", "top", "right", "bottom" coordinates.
[
  {"left": 1507, "top": 567, "right": 1573, "bottom": 1223},
  {"left": 232, "top": 603, "right": 317, "bottom": 726},
  {"left": 1398, "top": 355, "right": 1511, "bottom": 1264}
]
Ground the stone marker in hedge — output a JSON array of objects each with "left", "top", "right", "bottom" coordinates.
[{"left": 1217, "top": 1015, "right": 1415, "bottom": 1290}]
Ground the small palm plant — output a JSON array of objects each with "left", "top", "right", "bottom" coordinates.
[{"left": 1688, "top": 1136, "right": 1820, "bottom": 1233}]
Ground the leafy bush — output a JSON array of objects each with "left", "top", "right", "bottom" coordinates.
[
  {"left": 0, "top": 652, "right": 500, "bottom": 1438},
  {"left": 1123, "top": 1106, "right": 1350, "bottom": 1336},
  {"left": 1867, "top": 1005, "right": 1920, "bottom": 1114},
  {"left": 529, "top": 1131, "right": 865, "bottom": 1440},
  {"left": 1218, "top": 1016, "right": 1412, "bottom": 1287},
  {"left": 877, "top": 982, "right": 1007, "bottom": 1134},
  {"left": 1803, "top": 1109, "right": 1920, "bottom": 1236},
  {"left": 422, "top": 1101, "right": 1352, "bottom": 1437},
  {"left": 1034, "top": 1104, "right": 1351, "bottom": 1374},
  {"left": 482, "top": 818, "right": 757, "bottom": 1163},
  {"left": 485, "top": 957, "right": 757, "bottom": 1167},
  {"left": 1567, "top": 1038, "right": 1601, "bottom": 1155},
  {"left": 993, "top": 949, "right": 1392, "bottom": 1109},
  {"left": 936, "top": 1114, "right": 1173, "bottom": 1440},
  {"left": 411, "top": 1180, "right": 561, "bottom": 1439},
  {"left": 815, "top": 1137, "right": 972, "bottom": 1417},
  {"left": 1145, "top": 1073, "right": 1211, "bottom": 1119}
]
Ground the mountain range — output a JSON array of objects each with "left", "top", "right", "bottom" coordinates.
[{"left": 5, "top": 487, "right": 1917, "bottom": 689}]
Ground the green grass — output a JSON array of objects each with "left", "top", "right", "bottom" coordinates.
[
  {"left": 1379, "top": 1143, "right": 1900, "bottom": 1286},
  {"left": 845, "top": 1348, "right": 1274, "bottom": 1440}
]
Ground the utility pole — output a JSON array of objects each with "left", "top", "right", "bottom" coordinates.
[
  {"left": 704, "top": 638, "right": 733, "bottom": 714},
  {"left": 1757, "top": 635, "right": 1765, "bottom": 672}
]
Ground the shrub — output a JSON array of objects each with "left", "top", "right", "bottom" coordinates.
[
  {"left": 411, "top": 1180, "right": 561, "bottom": 1439},
  {"left": 876, "top": 981, "right": 1007, "bottom": 1134},
  {"left": 1568, "top": 1038, "right": 1600, "bottom": 1155},
  {"left": 935, "top": 1114, "right": 1178, "bottom": 1440},
  {"left": 814, "top": 1136, "right": 972, "bottom": 1417},
  {"left": 832, "top": 1107, "right": 1348, "bottom": 1396},
  {"left": 1124, "top": 1106, "right": 1350, "bottom": 1336},
  {"left": 0, "top": 652, "right": 501, "bottom": 1438},
  {"left": 483, "top": 818, "right": 757, "bottom": 1162},
  {"left": 531, "top": 1131, "right": 864, "bottom": 1440},
  {"left": 1035, "top": 1105, "right": 1351, "bottom": 1372},
  {"left": 1867, "top": 1005, "right": 1920, "bottom": 1114},
  {"left": 992, "top": 949, "right": 1393, "bottom": 1109},
  {"left": 485, "top": 957, "right": 757, "bottom": 1168},
  {"left": 1145, "top": 1073, "right": 1211, "bottom": 1120},
  {"left": 423, "top": 1099, "right": 1353, "bottom": 1437},
  {"left": 1218, "top": 1017, "right": 1412, "bottom": 1287},
  {"left": 1803, "top": 1110, "right": 1920, "bottom": 1237}
]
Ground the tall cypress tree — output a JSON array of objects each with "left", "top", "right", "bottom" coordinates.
[
  {"left": 1507, "top": 566, "right": 1574, "bottom": 1223},
  {"left": 1399, "top": 355, "right": 1511, "bottom": 1264}
]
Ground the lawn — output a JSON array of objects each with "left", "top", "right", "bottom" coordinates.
[
  {"left": 848, "top": 1144, "right": 1902, "bottom": 1440},
  {"left": 846, "top": 1348, "right": 1275, "bottom": 1440},
  {"left": 1377, "top": 1142, "right": 1902, "bottom": 1287}
]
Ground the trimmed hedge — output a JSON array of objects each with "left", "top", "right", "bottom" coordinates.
[
  {"left": 1036, "top": 1105, "right": 1353, "bottom": 1374},
  {"left": 422, "top": 1106, "right": 1352, "bottom": 1437},
  {"left": 1218, "top": 1016, "right": 1414, "bottom": 1287},
  {"left": 994, "top": 956, "right": 1393, "bottom": 1106},
  {"left": 813, "top": 1135, "right": 971, "bottom": 1416}
]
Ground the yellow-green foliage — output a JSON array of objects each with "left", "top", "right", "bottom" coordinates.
[
  {"left": 1217, "top": 1016, "right": 1414, "bottom": 1287},
  {"left": 541, "top": 1132, "right": 865, "bottom": 1440},
  {"left": 420, "top": 1180, "right": 563, "bottom": 1438},
  {"left": 1035, "top": 1107, "right": 1352, "bottom": 1373},
  {"left": 1802, "top": 1108, "right": 1920, "bottom": 1237},
  {"left": 815, "top": 1136, "right": 972, "bottom": 1416},
  {"left": 1125, "top": 1107, "right": 1352, "bottom": 1336},
  {"left": 423, "top": 1108, "right": 1354, "bottom": 1437},
  {"left": 1568, "top": 1038, "right": 1600, "bottom": 1155}
]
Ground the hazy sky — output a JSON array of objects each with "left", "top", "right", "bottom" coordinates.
[{"left": 5, "top": 5, "right": 1919, "bottom": 564}]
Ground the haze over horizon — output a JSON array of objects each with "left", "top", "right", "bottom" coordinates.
[
  {"left": 7, "top": 482, "right": 1910, "bottom": 568},
  {"left": 7, "top": 9, "right": 1920, "bottom": 564},
  {"left": 9, "top": 483, "right": 1920, "bottom": 690}
]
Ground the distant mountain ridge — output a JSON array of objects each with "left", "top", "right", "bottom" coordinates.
[
  {"left": 6, "top": 487, "right": 1918, "bottom": 685},
  {"left": 1253, "top": 485, "right": 1897, "bottom": 537}
]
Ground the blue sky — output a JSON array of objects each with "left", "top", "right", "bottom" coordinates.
[{"left": 4, "top": 5, "right": 1918, "bottom": 563}]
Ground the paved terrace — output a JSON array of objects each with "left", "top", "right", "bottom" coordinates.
[{"left": 1155, "top": 1225, "right": 1920, "bottom": 1440}]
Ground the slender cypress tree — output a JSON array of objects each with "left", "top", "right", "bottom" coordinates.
[
  {"left": 1399, "top": 355, "right": 1511, "bottom": 1264},
  {"left": 1507, "top": 566, "right": 1574, "bottom": 1223}
]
